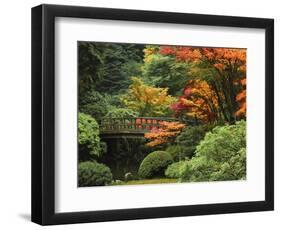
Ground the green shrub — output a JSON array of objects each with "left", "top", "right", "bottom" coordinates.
[
  {"left": 78, "top": 161, "right": 112, "bottom": 186},
  {"left": 105, "top": 108, "right": 139, "bottom": 118},
  {"left": 165, "top": 161, "right": 186, "bottom": 178},
  {"left": 179, "top": 157, "right": 215, "bottom": 182},
  {"left": 100, "top": 141, "right": 107, "bottom": 156},
  {"left": 180, "top": 120, "right": 246, "bottom": 182},
  {"left": 103, "top": 94, "right": 124, "bottom": 108},
  {"left": 211, "top": 148, "right": 246, "bottom": 181},
  {"left": 165, "top": 145, "right": 185, "bottom": 161},
  {"left": 78, "top": 113, "right": 101, "bottom": 158},
  {"left": 79, "top": 90, "right": 109, "bottom": 121},
  {"left": 175, "top": 125, "right": 215, "bottom": 159},
  {"left": 138, "top": 151, "right": 173, "bottom": 179}
]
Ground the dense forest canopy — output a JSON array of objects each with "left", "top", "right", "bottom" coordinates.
[
  {"left": 79, "top": 42, "right": 246, "bottom": 124},
  {"left": 79, "top": 42, "right": 144, "bottom": 96}
]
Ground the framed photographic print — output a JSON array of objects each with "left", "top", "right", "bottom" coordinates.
[{"left": 31, "top": 4, "right": 274, "bottom": 225}]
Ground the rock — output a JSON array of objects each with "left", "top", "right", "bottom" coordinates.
[{"left": 124, "top": 172, "right": 133, "bottom": 181}]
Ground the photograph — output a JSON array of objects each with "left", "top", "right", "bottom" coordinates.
[
  {"left": 30, "top": 3, "right": 274, "bottom": 225},
  {"left": 77, "top": 42, "right": 247, "bottom": 187}
]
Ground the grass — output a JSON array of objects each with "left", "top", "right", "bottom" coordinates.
[{"left": 111, "top": 178, "right": 178, "bottom": 186}]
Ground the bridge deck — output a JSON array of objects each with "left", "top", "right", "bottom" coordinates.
[{"left": 100, "top": 117, "right": 178, "bottom": 138}]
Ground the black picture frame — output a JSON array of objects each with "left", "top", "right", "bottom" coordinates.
[{"left": 31, "top": 4, "right": 274, "bottom": 225}]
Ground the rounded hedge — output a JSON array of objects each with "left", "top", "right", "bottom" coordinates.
[
  {"left": 78, "top": 161, "right": 112, "bottom": 186},
  {"left": 138, "top": 151, "right": 173, "bottom": 179}
]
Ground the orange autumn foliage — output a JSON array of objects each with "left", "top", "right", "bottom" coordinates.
[
  {"left": 144, "top": 121, "right": 185, "bottom": 147},
  {"left": 159, "top": 46, "right": 246, "bottom": 74},
  {"left": 235, "top": 78, "right": 246, "bottom": 117},
  {"left": 201, "top": 49, "right": 247, "bottom": 120},
  {"left": 159, "top": 46, "right": 247, "bottom": 121},
  {"left": 171, "top": 80, "right": 219, "bottom": 123}
]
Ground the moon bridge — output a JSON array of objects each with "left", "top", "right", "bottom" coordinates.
[{"left": 99, "top": 117, "right": 178, "bottom": 138}]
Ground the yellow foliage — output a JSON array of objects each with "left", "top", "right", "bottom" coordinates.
[
  {"left": 122, "top": 77, "right": 176, "bottom": 116},
  {"left": 143, "top": 46, "right": 158, "bottom": 63}
]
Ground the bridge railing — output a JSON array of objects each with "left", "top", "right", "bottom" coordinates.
[{"left": 100, "top": 117, "right": 178, "bottom": 133}]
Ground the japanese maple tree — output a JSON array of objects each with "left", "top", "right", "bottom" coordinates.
[
  {"left": 144, "top": 121, "right": 185, "bottom": 147},
  {"left": 158, "top": 46, "right": 246, "bottom": 123},
  {"left": 121, "top": 77, "right": 176, "bottom": 116}
]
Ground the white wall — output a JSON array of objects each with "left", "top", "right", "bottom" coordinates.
[{"left": 0, "top": 0, "right": 279, "bottom": 229}]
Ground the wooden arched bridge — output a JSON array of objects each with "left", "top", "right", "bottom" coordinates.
[{"left": 100, "top": 117, "right": 178, "bottom": 139}]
